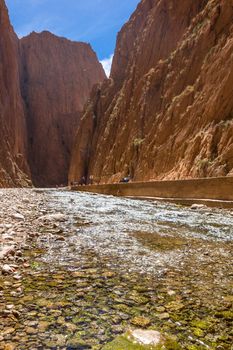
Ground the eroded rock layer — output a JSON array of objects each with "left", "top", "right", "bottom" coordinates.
[
  {"left": 69, "top": 0, "right": 233, "bottom": 184},
  {"left": 20, "top": 31, "right": 105, "bottom": 186},
  {"left": 0, "top": 0, "right": 30, "bottom": 187}
]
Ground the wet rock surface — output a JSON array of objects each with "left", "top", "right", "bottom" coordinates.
[{"left": 0, "top": 189, "right": 233, "bottom": 349}]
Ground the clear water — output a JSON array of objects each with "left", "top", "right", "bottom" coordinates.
[{"left": 1, "top": 189, "right": 232, "bottom": 349}]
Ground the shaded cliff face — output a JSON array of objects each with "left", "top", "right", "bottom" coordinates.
[
  {"left": 69, "top": 0, "right": 233, "bottom": 184},
  {"left": 20, "top": 31, "right": 106, "bottom": 187},
  {"left": 0, "top": 0, "right": 30, "bottom": 187}
]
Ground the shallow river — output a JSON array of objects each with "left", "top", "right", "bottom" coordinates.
[{"left": 1, "top": 189, "right": 233, "bottom": 349}]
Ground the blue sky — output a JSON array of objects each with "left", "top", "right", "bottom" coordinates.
[{"left": 5, "top": 0, "right": 140, "bottom": 75}]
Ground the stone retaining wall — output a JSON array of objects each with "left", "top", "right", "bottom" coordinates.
[{"left": 71, "top": 177, "right": 233, "bottom": 204}]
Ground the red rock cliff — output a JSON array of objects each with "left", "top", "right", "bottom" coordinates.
[
  {"left": 69, "top": 0, "right": 233, "bottom": 184},
  {"left": 0, "top": 0, "right": 30, "bottom": 187},
  {"left": 20, "top": 31, "right": 106, "bottom": 186}
]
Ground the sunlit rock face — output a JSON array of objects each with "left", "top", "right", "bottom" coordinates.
[
  {"left": 0, "top": 0, "right": 30, "bottom": 187},
  {"left": 0, "top": 0, "right": 105, "bottom": 188},
  {"left": 69, "top": 0, "right": 233, "bottom": 185},
  {"left": 20, "top": 31, "right": 106, "bottom": 187}
]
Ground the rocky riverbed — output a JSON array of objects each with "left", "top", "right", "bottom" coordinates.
[{"left": 0, "top": 189, "right": 233, "bottom": 349}]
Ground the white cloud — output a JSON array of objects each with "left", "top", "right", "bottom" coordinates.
[{"left": 100, "top": 54, "right": 114, "bottom": 77}]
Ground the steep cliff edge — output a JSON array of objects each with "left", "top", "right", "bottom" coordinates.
[
  {"left": 20, "top": 31, "right": 106, "bottom": 186},
  {"left": 69, "top": 0, "right": 233, "bottom": 184},
  {"left": 0, "top": 0, "right": 30, "bottom": 187}
]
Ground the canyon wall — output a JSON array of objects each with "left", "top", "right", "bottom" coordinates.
[
  {"left": 20, "top": 31, "right": 105, "bottom": 186},
  {"left": 69, "top": 0, "right": 233, "bottom": 184},
  {"left": 0, "top": 0, "right": 30, "bottom": 187},
  {"left": 0, "top": 0, "right": 105, "bottom": 187}
]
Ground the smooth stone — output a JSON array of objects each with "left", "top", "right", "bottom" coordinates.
[
  {"left": 224, "top": 295, "right": 233, "bottom": 302},
  {"left": 28, "top": 233, "right": 38, "bottom": 238},
  {"left": 55, "top": 236, "right": 66, "bottom": 241},
  {"left": 103, "top": 271, "right": 115, "bottom": 278},
  {"left": 57, "top": 316, "right": 66, "bottom": 325},
  {"left": 23, "top": 263, "right": 30, "bottom": 268},
  {"left": 191, "top": 204, "right": 206, "bottom": 210},
  {"left": 2, "top": 235, "right": 14, "bottom": 241},
  {"left": 26, "top": 321, "right": 38, "bottom": 327},
  {"left": 22, "top": 199, "right": 30, "bottom": 203},
  {"left": 167, "top": 290, "right": 176, "bottom": 296},
  {"left": 102, "top": 329, "right": 182, "bottom": 350},
  {"left": 38, "top": 213, "right": 66, "bottom": 222},
  {"left": 129, "top": 329, "right": 163, "bottom": 346},
  {"left": 11, "top": 213, "right": 25, "bottom": 221},
  {"left": 25, "top": 327, "right": 37, "bottom": 335},
  {"left": 38, "top": 321, "right": 50, "bottom": 331},
  {"left": 3, "top": 328, "right": 15, "bottom": 335},
  {"left": 102, "top": 331, "right": 181, "bottom": 350},
  {"left": 155, "top": 306, "right": 165, "bottom": 312},
  {"left": 6, "top": 305, "right": 14, "bottom": 310},
  {"left": 158, "top": 312, "right": 170, "bottom": 320},
  {"left": 54, "top": 334, "right": 67, "bottom": 346},
  {"left": 66, "top": 323, "right": 77, "bottom": 332},
  {"left": 0, "top": 246, "right": 15, "bottom": 259},
  {"left": 3, "top": 281, "right": 12, "bottom": 286},
  {"left": 3, "top": 344, "right": 16, "bottom": 350},
  {"left": 5, "top": 224, "right": 13, "bottom": 229},
  {"left": 165, "top": 301, "right": 184, "bottom": 311},
  {"left": 131, "top": 316, "right": 151, "bottom": 327},
  {"left": 3, "top": 310, "right": 12, "bottom": 316},
  {"left": 13, "top": 274, "right": 22, "bottom": 280},
  {"left": 1, "top": 264, "right": 15, "bottom": 274}
]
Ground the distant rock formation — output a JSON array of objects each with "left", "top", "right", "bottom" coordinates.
[
  {"left": 69, "top": 0, "right": 233, "bottom": 185},
  {"left": 0, "top": 0, "right": 30, "bottom": 187},
  {"left": 0, "top": 0, "right": 105, "bottom": 187},
  {"left": 20, "top": 31, "right": 105, "bottom": 187}
]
